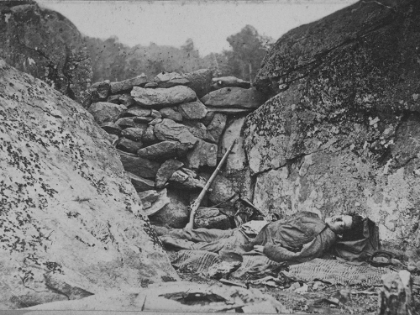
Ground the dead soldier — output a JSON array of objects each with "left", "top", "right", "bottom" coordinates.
[{"left": 157, "top": 211, "right": 364, "bottom": 264}]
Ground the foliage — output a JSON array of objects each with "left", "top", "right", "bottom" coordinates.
[
  {"left": 224, "top": 25, "right": 274, "bottom": 82},
  {"left": 85, "top": 25, "right": 273, "bottom": 83}
]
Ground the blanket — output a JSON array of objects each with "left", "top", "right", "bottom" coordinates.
[{"left": 170, "top": 250, "right": 395, "bottom": 286}]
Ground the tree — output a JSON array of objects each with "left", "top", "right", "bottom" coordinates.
[
  {"left": 181, "top": 38, "right": 199, "bottom": 58},
  {"left": 224, "top": 25, "right": 273, "bottom": 82}
]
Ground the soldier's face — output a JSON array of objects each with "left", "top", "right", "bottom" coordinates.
[{"left": 325, "top": 215, "right": 353, "bottom": 234}]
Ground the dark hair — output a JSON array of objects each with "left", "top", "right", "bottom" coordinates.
[{"left": 341, "top": 213, "right": 364, "bottom": 241}]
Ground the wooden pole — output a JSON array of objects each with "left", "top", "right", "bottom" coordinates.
[{"left": 185, "top": 139, "right": 236, "bottom": 230}]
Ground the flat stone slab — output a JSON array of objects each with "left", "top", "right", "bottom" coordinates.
[
  {"left": 201, "top": 87, "right": 267, "bottom": 109},
  {"left": 110, "top": 74, "right": 147, "bottom": 94},
  {"left": 153, "top": 71, "right": 190, "bottom": 88},
  {"left": 212, "top": 76, "right": 251, "bottom": 89},
  {"left": 137, "top": 141, "right": 190, "bottom": 160},
  {"left": 131, "top": 85, "right": 197, "bottom": 107}
]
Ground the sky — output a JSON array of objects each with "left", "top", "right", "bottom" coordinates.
[{"left": 37, "top": 0, "right": 358, "bottom": 56}]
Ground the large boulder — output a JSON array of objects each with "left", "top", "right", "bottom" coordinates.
[
  {"left": 0, "top": 2, "right": 92, "bottom": 102},
  {"left": 245, "top": 0, "right": 420, "bottom": 257},
  {"left": 201, "top": 87, "right": 267, "bottom": 109},
  {"left": 0, "top": 60, "right": 177, "bottom": 309},
  {"left": 131, "top": 86, "right": 197, "bottom": 107}
]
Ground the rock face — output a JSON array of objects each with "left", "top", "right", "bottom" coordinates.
[
  {"left": 221, "top": 117, "right": 247, "bottom": 172},
  {"left": 0, "top": 60, "right": 177, "bottom": 309},
  {"left": 245, "top": 0, "right": 420, "bottom": 256},
  {"left": 0, "top": 1, "right": 92, "bottom": 102}
]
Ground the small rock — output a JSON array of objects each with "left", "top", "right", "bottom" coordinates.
[
  {"left": 124, "top": 106, "right": 151, "bottom": 117},
  {"left": 207, "top": 113, "right": 227, "bottom": 144},
  {"left": 138, "top": 190, "right": 160, "bottom": 207},
  {"left": 154, "top": 118, "right": 198, "bottom": 148},
  {"left": 185, "top": 139, "right": 217, "bottom": 169},
  {"left": 118, "top": 150, "right": 160, "bottom": 179},
  {"left": 88, "top": 102, "right": 126, "bottom": 124},
  {"left": 178, "top": 99, "right": 208, "bottom": 120},
  {"left": 183, "top": 121, "right": 216, "bottom": 143},
  {"left": 116, "top": 137, "right": 143, "bottom": 154},
  {"left": 150, "top": 109, "right": 162, "bottom": 119},
  {"left": 115, "top": 117, "right": 147, "bottom": 129},
  {"left": 169, "top": 168, "right": 206, "bottom": 190},
  {"left": 142, "top": 125, "right": 158, "bottom": 143},
  {"left": 155, "top": 159, "right": 185, "bottom": 189},
  {"left": 145, "top": 82, "right": 158, "bottom": 88},
  {"left": 128, "top": 172, "right": 155, "bottom": 192},
  {"left": 153, "top": 71, "right": 190, "bottom": 88},
  {"left": 159, "top": 107, "right": 183, "bottom": 122},
  {"left": 91, "top": 80, "right": 111, "bottom": 101},
  {"left": 202, "top": 111, "right": 216, "bottom": 126},
  {"left": 121, "top": 126, "right": 147, "bottom": 141},
  {"left": 149, "top": 117, "right": 163, "bottom": 125},
  {"left": 100, "top": 122, "right": 122, "bottom": 136}
]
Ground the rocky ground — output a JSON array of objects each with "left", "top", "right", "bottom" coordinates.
[{"left": 178, "top": 269, "right": 420, "bottom": 314}]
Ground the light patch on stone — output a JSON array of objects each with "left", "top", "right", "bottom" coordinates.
[
  {"left": 28, "top": 57, "right": 36, "bottom": 66},
  {"left": 4, "top": 13, "right": 11, "bottom": 23},
  {"left": 412, "top": 94, "right": 419, "bottom": 101},
  {"left": 298, "top": 154, "right": 314, "bottom": 177}
]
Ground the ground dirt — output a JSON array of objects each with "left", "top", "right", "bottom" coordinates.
[{"left": 177, "top": 265, "right": 420, "bottom": 314}]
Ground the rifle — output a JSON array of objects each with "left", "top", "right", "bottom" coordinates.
[{"left": 185, "top": 139, "right": 236, "bottom": 230}]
